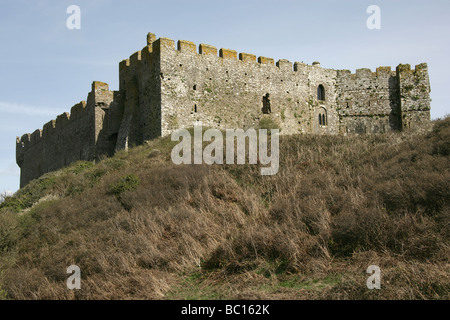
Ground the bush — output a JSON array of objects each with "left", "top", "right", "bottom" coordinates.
[
  {"left": 429, "top": 116, "right": 450, "bottom": 156},
  {"left": 71, "top": 161, "right": 95, "bottom": 174},
  {"left": 0, "top": 196, "right": 27, "bottom": 213},
  {"left": 258, "top": 117, "right": 280, "bottom": 131},
  {"left": 108, "top": 174, "right": 140, "bottom": 196}
]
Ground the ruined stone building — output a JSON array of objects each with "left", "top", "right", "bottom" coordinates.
[{"left": 16, "top": 32, "right": 431, "bottom": 187}]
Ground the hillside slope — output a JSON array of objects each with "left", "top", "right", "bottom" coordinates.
[{"left": 0, "top": 118, "right": 449, "bottom": 300}]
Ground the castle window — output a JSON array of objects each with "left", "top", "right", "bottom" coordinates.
[
  {"left": 193, "top": 85, "right": 197, "bottom": 91},
  {"left": 194, "top": 104, "right": 197, "bottom": 113},
  {"left": 318, "top": 109, "right": 327, "bottom": 126},
  {"left": 318, "top": 85, "right": 325, "bottom": 101},
  {"left": 262, "top": 93, "right": 271, "bottom": 114}
]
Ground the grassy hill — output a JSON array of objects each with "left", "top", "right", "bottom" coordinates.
[{"left": 0, "top": 118, "right": 449, "bottom": 300}]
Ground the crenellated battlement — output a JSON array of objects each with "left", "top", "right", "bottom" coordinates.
[
  {"left": 133, "top": 34, "right": 325, "bottom": 73},
  {"left": 178, "top": 40, "right": 196, "bottom": 53},
  {"left": 70, "top": 101, "right": 87, "bottom": 120},
  {"left": 337, "top": 66, "right": 397, "bottom": 80},
  {"left": 16, "top": 82, "right": 115, "bottom": 153},
  {"left": 396, "top": 63, "right": 429, "bottom": 79},
  {"left": 239, "top": 52, "right": 256, "bottom": 62},
  {"left": 220, "top": 48, "right": 237, "bottom": 60}
]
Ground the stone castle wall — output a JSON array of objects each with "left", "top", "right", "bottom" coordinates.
[
  {"left": 15, "top": 32, "right": 431, "bottom": 187},
  {"left": 16, "top": 82, "right": 119, "bottom": 187},
  {"left": 336, "top": 63, "right": 431, "bottom": 135}
]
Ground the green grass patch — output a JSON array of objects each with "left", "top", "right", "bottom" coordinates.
[{"left": 108, "top": 174, "right": 140, "bottom": 196}]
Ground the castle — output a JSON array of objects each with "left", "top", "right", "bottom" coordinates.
[{"left": 16, "top": 32, "right": 431, "bottom": 187}]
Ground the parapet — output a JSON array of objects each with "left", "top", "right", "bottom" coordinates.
[
  {"left": 239, "top": 53, "right": 256, "bottom": 62},
  {"left": 30, "top": 129, "right": 42, "bottom": 143},
  {"left": 18, "top": 133, "right": 30, "bottom": 146},
  {"left": 178, "top": 40, "right": 196, "bottom": 53},
  {"left": 141, "top": 44, "right": 152, "bottom": 59},
  {"left": 337, "top": 66, "right": 398, "bottom": 80},
  {"left": 337, "top": 69, "right": 351, "bottom": 77},
  {"left": 293, "top": 62, "right": 307, "bottom": 71},
  {"left": 356, "top": 68, "right": 372, "bottom": 78},
  {"left": 92, "top": 81, "right": 109, "bottom": 92},
  {"left": 134, "top": 32, "right": 325, "bottom": 73},
  {"left": 258, "top": 56, "right": 274, "bottom": 65},
  {"left": 56, "top": 112, "right": 70, "bottom": 128},
  {"left": 396, "top": 64, "right": 412, "bottom": 74},
  {"left": 396, "top": 63, "right": 429, "bottom": 77},
  {"left": 70, "top": 101, "right": 87, "bottom": 121},
  {"left": 199, "top": 44, "right": 217, "bottom": 56},
  {"left": 130, "top": 51, "right": 142, "bottom": 65},
  {"left": 16, "top": 82, "right": 112, "bottom": 151},
  {"left": 415, "top": 63, "right": 428, "bottom": 72},
  {"left": 376, "top": 66, "right": 391, "bottom": 76},
  {"left": 152, "top": 37, "right": 176, "bottom": 54},
  {"left": 220, "top": 48, "right": 237, "bottom": 60},
  {"left": 119, "top": 59, "right": 130, "bottom": 72},
  {"left": 43, "top": 120, "right": 56, "bottom": 136},
  {"left": 277, "top": 59, "right": 292, "bottom": 71}
]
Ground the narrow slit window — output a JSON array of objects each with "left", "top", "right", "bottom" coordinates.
[
  {"left": 262, "top": 93, "right": 271, "bottom": 114},
  {"left": 318, "top": 85, "right": 325, "bottom": 101}
]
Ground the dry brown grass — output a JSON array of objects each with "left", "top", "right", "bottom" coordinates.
[{"left": 0, "top": 117, "right": 449, "bottom": 300}]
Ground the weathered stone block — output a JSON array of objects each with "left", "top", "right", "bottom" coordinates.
[
  {"left": 199, "top": 44, "right": 217, "bottom": 56},
  {"left": 178, "top": 40, "right": 197, "bottom": 53},
  {"left": 239, "top": 52, "right": 256, "bottom": 62},
  {"left": 258, "top": 56, "right": 274, "bottom": 65},
  {"left": 220, "top": 48, "right": 237, "bottom": 59}
]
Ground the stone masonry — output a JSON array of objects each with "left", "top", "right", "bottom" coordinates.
[{"left": 16, "top": 32, "right": 431, "bottom": 187}]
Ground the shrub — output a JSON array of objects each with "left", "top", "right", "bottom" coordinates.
[
  {"left": 108, "top": 174, "right": 140, "bottom": 196},
  {"left": 71, "top": 161, "right": 95, "bottom": 174},
  {"left": 0, "top": 196, "right": 27, "bottom": 213},
  {"left": 258, "top": 117, "right": 280, "bottom": 131},
  {"left": 429, "top": 116, "right": 450, "bottom": 156}
]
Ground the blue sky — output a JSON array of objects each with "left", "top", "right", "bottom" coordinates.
[{"left": 0, "top": 0, "right": 449, "bottom": 194}]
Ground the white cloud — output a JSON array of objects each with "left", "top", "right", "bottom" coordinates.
[{"left": 0, "top": 101, "right": 59, "bottom": 117}]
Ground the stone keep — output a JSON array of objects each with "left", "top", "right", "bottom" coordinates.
[{"left": 16, "top": 32, "right": 431, "bottom": 187}]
